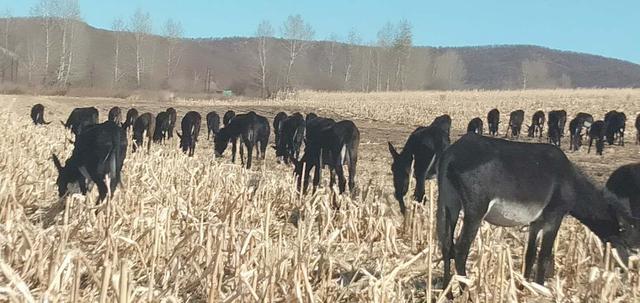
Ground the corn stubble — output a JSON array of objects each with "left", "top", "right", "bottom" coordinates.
[{"left": 1, "top": 89, "right": 640, "bottom": 302}]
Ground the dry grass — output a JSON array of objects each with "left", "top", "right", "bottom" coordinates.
[{"left": 0, "top": 90, "right": 639, "bottom": 302}]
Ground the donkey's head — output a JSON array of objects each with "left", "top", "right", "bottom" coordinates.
[
  {"left": 388, "top": 142, "right": 412, "bottom": 212},
  {"left": 52, "top": 154, "right": 76, "bottom": 197},
  {"left": 213, "top": 128, "right": 231, "bottom": 157}
]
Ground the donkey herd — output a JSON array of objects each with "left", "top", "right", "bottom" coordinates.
[{"left": 30, "top": 103, "right": 640, "bottom": 296}]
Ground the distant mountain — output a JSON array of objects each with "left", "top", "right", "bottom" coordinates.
[{"left": 1, "top": 18, "right": 639, "bottom": 96}]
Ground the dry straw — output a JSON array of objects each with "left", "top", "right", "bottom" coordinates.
[{"left": 1, "top": 89, "right": 639, "bottom": 302}]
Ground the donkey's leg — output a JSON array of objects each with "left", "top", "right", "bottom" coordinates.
[
  {"left": 524, "top": 221, "right": 543, "bottom": 280},
  {"left": 536, "top": 216, "right": 563, "bottom": 284}
]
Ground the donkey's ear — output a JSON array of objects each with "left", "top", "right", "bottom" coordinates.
[
  {"left": 52, "top": 154, "right": 63, "bottom": 172},
  {"left": 388, "top": 142, "right": 399, "bottom": 159}
]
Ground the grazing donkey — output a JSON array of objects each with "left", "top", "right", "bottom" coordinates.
[
  {"left": 301, "top": 116, "right": 336, "bottom": 163},
  {"left": 568, "top": 118, "right": 582, "bottom": 151},
  {"left": 153, "top": 112, "right": 171, "bottom": 143},
  {"left": 389, "top": 117, "right": 451, "bottom": 215},
  {"left": 505, "top": 110, "right": 525, "bottom": 139},
  {"left": 605, "top": 163, "right": 640, "bottom": 217},
  {"left": 575, "top": 112, "right": 594, "bottom": 131},
  {"left": 547, "top": 110, "right": 563, "bottom": 147},
  {"left": 587, "top": 120, "right": 606, "bottom": 155},
  {"left": 132, "top": 113, "right": 154, "bottom": 153},
  {"left": 223, "top": 110, "right": 236, "bottom": 127},
  {"left": 552, "top": 110, "right": 568, "bottom": 137},
  {"left": 436, "top": 134, "right": 640, "bottom": 296},
  {"left": 527, "top": 110, "right": 545, "bottom": 138},
  {"left": 255, "top": 114, "right": 271, "bottom": 160},
  {"left": 108, "top": 106, "right": 122, "bottom": 125},
  {"left": 62, "top": 107, "right": 99, "bottom": 136},
  {"left": 52, "top": 121, "right": 127, "bottom": 204},
  {"left": 214, "top": 112, "right": 270, "bottom": 169},
  {"left": 273, "top": 112, "right": 288, "bottom": 148},
  {"left": 604, "top": 110, "right": 626, "bottom": 146},
  {"left": 30, "top": 104, "right": 50, "bottom": 125},
  {"left": 294, "top": 119, "right": 359, "bottom": 195},
  {"left": 487, "top": 108, "right": 500, "bottom": 136},
  {"left": 430, "top": 114, "right": 452, "bottom": 136},
  {"left": 568, "top": 113, "right": 593, "bottom": 151},
  {"left": 123, "top": 108, "right": 138, "bottom": 132},
  {"left": 466, "top": 117, "right": 483, "bottom": 135},
  {"left": 292, "top": 115, "right": 335, "bottom": 191},
  {"left": 275, "top": 112, "right": 305, "bottom": 164},
  {"left": 206, "top": 111, "right": 220, "bottom": 140},
  {"left": 166, "top": 107, "right": 177, "bottom": 139},
  {"left": 177, "top": 111, "right": 202, "bottom": 157}
]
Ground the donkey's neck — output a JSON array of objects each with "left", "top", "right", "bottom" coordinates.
[{"left": 569, "top": 174, "right": 620, "bottom": 242}]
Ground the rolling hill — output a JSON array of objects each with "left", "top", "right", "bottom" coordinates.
[{"left": 1, "top": 17, "right": 639, "bottom": 96}]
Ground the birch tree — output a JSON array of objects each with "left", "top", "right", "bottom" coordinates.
[
  {"left": 392, "top": 20, "right": 412, "bottom": 90},
  {"left": 129, "top": 9, "right": 151, "bottom": 88},
  {"left": 280, "top": 14, "right": 314, "bottom": 87},
  {"left": 344, "top": 29, "right": 361, "bottom": 89},
  {"left": 56, "top": 0, "right": 81, "bottom": 85},
  {"left": 111, "top": 17, "right": 124, "bottom": 88},
  {"left": 255, "top": 20, "right": 273, "bottom": 98},
  {"left": 30, "top": 0, "right": 60, "bottom": 85},
  {"left": 376, "top": 22, "right": 394, "bottom": 91},
  {"left": 1, "top": 8, "right": 11, "bottom": 50},
  {"left": 163, "top": 18, "right": 183, "bottom": 84},
  {"left": 25, "top": 40, "right": 39, "bottom": 84},
  {"left": 324, "top": 33, "right": 339, "bottom": 78}
]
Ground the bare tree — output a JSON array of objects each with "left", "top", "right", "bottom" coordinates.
[
  {"left": 25, "top": 40, "right": 39, "bottom": 84},
  {"left": 344, "top": 29, "right": 361, "bottom": 89},
  {"left": 376, "top": 22, "right": 394, "bottom": 91},
  {"left": 364, "top": 45, "right": 373, "bottom": 92},
  {"left": 392, "top": 20, "right": 412, "bottom": 90},
  {"left": 130, "top": 8, "right": 152, "bottom": 88},
  {"left": 1, "top": 8, "right": 11, "bottom": 50},
  {"left": 324, "top": 33, "right": 339, "bottom": 78},
  {"left": 280, "top": 14, "right": 314, "bottom": 87},
  {"left": 432, "top": 50, "right": 466, "bottom": 90},
  {"left": 30, "top": 0, "right": 61, "bottom": 85},
  {"left": 255, "top": 20, "right": 273, "bottom": 98},
  {"left": 55, "top": 0, "right": 81, "bottom": 86},
  {"left": 522, "top": 59, "right": 554, "bottom": 89},
  {"left": 163, "top": 18, "right": 183, "bottom": 85},
  {"left": 111, "top": 17, "right": 124, "bottom": 88}
]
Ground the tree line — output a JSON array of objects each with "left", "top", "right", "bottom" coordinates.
[
  {"left": 0, "top": 1, "right": 423, "bottom": 95},
  {"left": 0, "top": 1, "right": 186, "bottom": 91},
  {"left": 254, "top": 16, "right": 416, "bottom": 97},
  {"left": 0, "top": 2, "right": 593, "bottom": 95}
]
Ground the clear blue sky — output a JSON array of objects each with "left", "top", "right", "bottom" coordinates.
[{"left": 7, "top": 0, "right": 640, "bottom": 63}]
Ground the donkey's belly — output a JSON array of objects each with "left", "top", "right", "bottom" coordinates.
[{"left": 483, "top": 198, "right": 546, "bottom": 227}]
